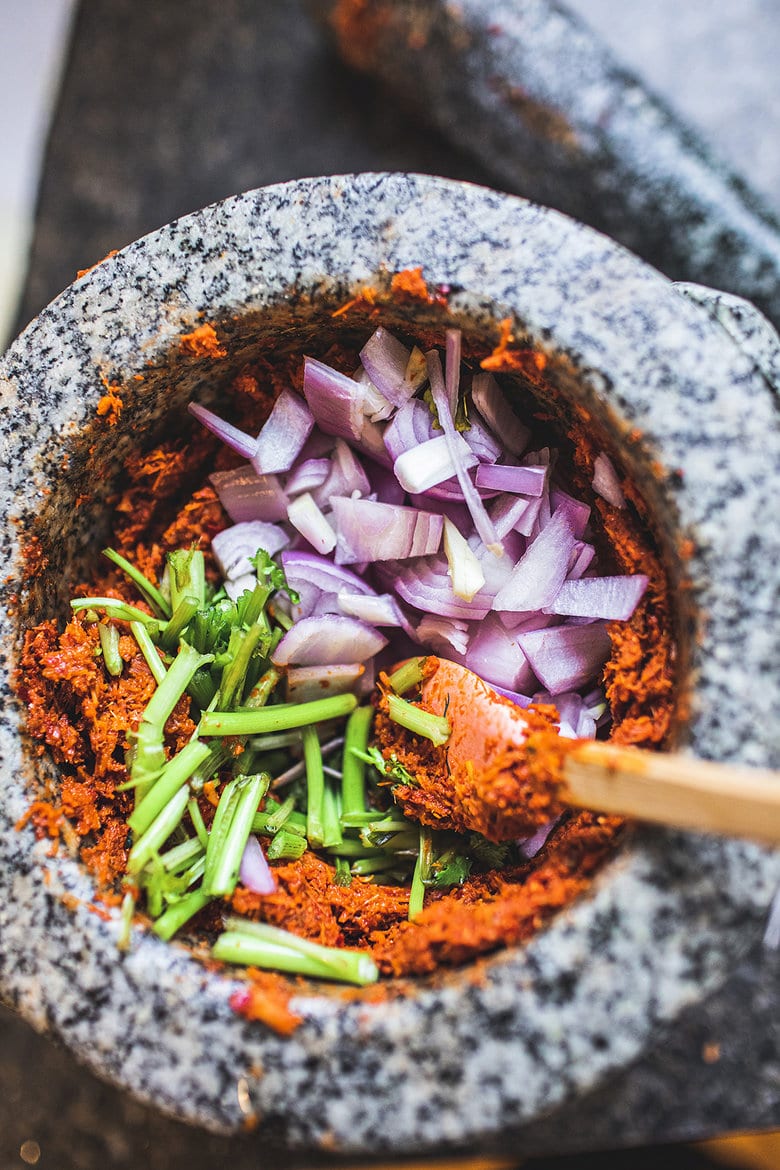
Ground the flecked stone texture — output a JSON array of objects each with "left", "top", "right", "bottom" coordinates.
[
  {"left": 312, "top": 0, "right": 780, "bottom": 328},
  {"left": 1, "top": 174, "right": 780, "bottom": 1150}
]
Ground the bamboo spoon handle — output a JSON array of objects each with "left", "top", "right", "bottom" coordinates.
[{"left": 563, "top": 741, "right": 780, "bottom": 844}]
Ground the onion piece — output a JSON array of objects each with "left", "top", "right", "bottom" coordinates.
[
  {"left": 593, "top": 452, "right": 626, "bottom": 508},
  {"left": 359, "top": 327, "right": 426, "bottom": 408},
  {"left": 516, "top": 622, "right": 611, "bottom": 695},
  {"left": 492, "top": 508, "right": 575, "bottom": 612},
  {"left": 517, "top": 819, "right": 559, "bottom": 860},
  {"left": 489, "top": 492, "right": 541, "bottom": 540},
  {"left": 285, "top": 458, "right": 330, "bottom": 496},
  {"left": 286, "top": 663, "right": 365, "bottom": 702},
  {"left": 312, "top": 438, "right": 370, "bottom": 507},
  {"left": 567, "top": 542, "right": 596, "bottom": 581},
  {"left": 209, "top": 465, "right": 290, "bottom": 523},
  {"left": 224, "top": 573, "right": 257, "bottom": 602},
  {"left": 427, "top": 348, "right": 503, "bottom": 555},
  {"left": 393, "top": 433, "right": 477, "bottom": 494},
  {"left": 550, "top": 488, "right": 591, "bottom": 539},
  {"left": 475, "top": 463, "right": 547, "bottom": 496},
  {"left": 331, "top": 497, "right": 443, "bottom": 564},
  {"left": 368, "top": 459, "right": 407, "bottom": 505},
  {"left": 272, "top": 615, "right": 388, "bottom": 666},
  {"left": 337, "top": 590, "right": 405, "bottom": 627},
  {"left": 239, "top": 835, "right": 277, "bottom": 895},
  {"left": 443, "top": 517, "right": 486, "bottom": 602},
  {"left": 417, "top": 614, "right": 470, "bottom": 657},
  {"left": 302, "top": 356, "right": 367, "bottom": 442},
  {"left": 188, "top": 401, "right": 257, "bottom": 459},
  {"left": 251, "top": 388, "right": 314, "bottom": 475},
  {"left": 463, "top": 613, "right": 536, "bottom": 692},
  {"left": 464, "top": 415, "right": 503, "bottom": 464},
  {"left": 383, "top": 398, "right": 435, "bottom": 461},
  {"left": 471, "top": 372, "right": 530, "bottom": 456},
  {"left": 212, "top": 521, "right": 289, "bottom": 580},
  {"left": 281, "top": 550, "right": 376, "bottom": 598},
  {"left": 377, "top": 558, "right": 494, "bottom": 620},
  {"left": 548, "top": 574, "right": 648, "bottom": 620},
  {"left": 286, "top": 492, "right": 337, "bottom": 555},
  {"left": 488, "top": 683, "right": 533, "bottom": 709},
  {"left": 353, "top": 366, "right": 395, "bottom": 421}
]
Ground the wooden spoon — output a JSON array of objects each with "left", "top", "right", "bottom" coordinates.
[{"left": 379, "top": 657, "right": 780, "bottom": 846}]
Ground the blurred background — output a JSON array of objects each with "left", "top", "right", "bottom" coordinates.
[{"left": 2, "top": 2, "right": 780, "bottom": 1167}]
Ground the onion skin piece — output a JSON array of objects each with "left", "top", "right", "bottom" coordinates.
[{"left": 376, "top": 657, "right": 567, "bottom": 842}]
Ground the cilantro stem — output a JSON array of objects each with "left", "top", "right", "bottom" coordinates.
[
  {"left": 352, "top": 855, "right": 408, "bottom": 876},
  {"left": 160, "top": 596, "right": 200, "bottom": 652},
  {"left": 303, "top": 725, "right": 325, "bottom": 848},
  {"left": 202, "top": 772, "right": 269, "bottom": 897},
  {"left": 71, "top": 597, "right": 161, "bottom": 633},
  {"left": 244, "top": 667, "right": 281, "bottom": 709},
  {"left": 130, "top": 620, "right": 167, "bottom": 684},
  {"left": 127, "top": 785, "right": 190, "bottom": 875},
  {"left": 387, "top": 657, "right": 427, "bottom": 695},
  {"left": 321, "top": 778, "right": 343, "bottom": 850},
  {"left": 217, "top": 622, "right": 269, "bottom": 710},
  {"left": 340, "top": 705, "right": 373, "bottom": 819},
  {"left": 102, "top": 547, "right": 171, "bottom": 619},
  {"left": 188, "top": 797, "right": 209, "bottom": 848},
  {"left": 152, "top": 889, "right": 213, "bottom": 941},
  {"left": 198, "top": 692, "right": 358, "bottom": 737},
  {"left": 325, "top": 839, "right": 385, "bottom": 859},
  {"left": 267, "top": 828, "right": 307, "bottom": 860},
  {"left": 408, "top": 825, "right": 433, "bottom": 919},
  {"left": 160, "top": 835, "right": 205, "bottom": 873},
  {"left": 215, "top": 918, "right": 378, "bottom": 985},
  {"left": 128, "top": 739, "right": 211, "bottom": 837},
  {"left": 168, "top": 548, "right": 206, "bottom": 611},
  {"left": 98, "top": 622, "right": 123, "bottom": 677},
  {"left": 387, "top": 692, "right": 450, "bottom": 747}
]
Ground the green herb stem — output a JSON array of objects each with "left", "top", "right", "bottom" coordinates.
[
  {"left": 202, "top": 773, "right": 269, "bottom": 897},
  {"left": 408, "top": 825, "right": 433, "bottom": 920},
  {"left": 303, "top": 725, "right": 325, "bottom": 848},
  {"left": 387, "top": 692, "right": 451, "bottom": 747},
  {"left": 188, "top": 797, "right": 209, "bottom": 848},
  {"left": 98, "top": 622, "right": 123, "bottom": 677},
  {"left": 217, "top": 622, "right": 269, "bottom": 711},
  {"left": 267, "top": 828, "right": 307, "bottom": 861},
  {"left": 152, "top": 889, "right": 213, "bottom": 941},
  {"left": 127, "top": 786, "right": 190, "bottom": 875},
  {"left": 216, "top": 918, "right": 378, "bottom": 986},
  {"left": 128, "top": 739, "right": 211, "bottom": 837},
  {"left": 168, "top": 548, "right": 206, "bottom": 611},
  {"left": 340, "top": 705, "right": 373, "bottom": 819},
  {"left": 102, "top": 547, "right": 171, "bottom": 619},
  {"left": 198, "top": 692, "right": 358, "bottom": 737},
  {"left": 130, "top": 621, "right": 167, "bottom": 684},
  {"left": 387, "top": 656, "right": 427, "bottom": 695},
  {"left": 160, "top": 596, "right": 200, "bottom": 652},
  {"left": 244, "top": 667, "right": 281, "bottom": 709},
  {"left": 71, "top": 597, "right": 161, "bottom": 633}
]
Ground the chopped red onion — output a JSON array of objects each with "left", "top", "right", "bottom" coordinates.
[
  {"left": 337, "top": 590, "right": 415, "bottom": 638},
  {"left": 517, "top": 622, "right": 611, "bottom": 695},
  {"left": 312, "top": 438, "right": 371, "bottom": 507},
  {"left": 516, "top": 818, "right": 560, "bottom": 860},
  {"left": 251, "top": 388, "right": 314, "bottom": 476},
  {"left": 393, "top": 433, "right": 477, "bottom": 494},
  {"left": 302, "top": 356, "right": 367, "bottom": 442},
  {"left": 378, "top": 558, "right": 494, "bottom": 620},
  {"left": 272, "top": 614, "right": 388, "bottom": 666},
  {"left": 488, "top": 683, "right": 533, "bottom": 708},
  {"left": 445, "top": 328, "right": 462, "bottom": 415},
  {"left": 593, "top": 452, "right": 626, "bottom": 508},
  {"left": 286, "top": 663, "right": 365, "bottom": 702},
  {"left": 427, "top": 349, "right": 503, "bottom": 555},
  {"left": 471, "top": 372, "right": 530, "bottom": 456},
  {"left": 188, "top": 401, "right": 257, "bottom": 459},
  {"left": 353, "top": 366, "right": 395, "bottom": 421},
  {"left": 417, "top": 614, "right": 471, "bottom": 657},
  {"left": 209, "top": 465, "right": 290, "bottom": 523},
  {"left": 408, "top": 493, "right": 472, "bottom": 532},
  {"left": 359, "top": 327, "right": 426, "bottom": 408},
  {"left": 567, "top": 542, "right": 596, "bottom": 581},
  {"left": 285, "top": 458, "right": 330, "bottom": 496},
  {"left": 212, "top": 521, "right": 289, "bottom": 580},
  {"left": 492, "top": 508, "right": 576, "bottom": 612},
  {"left": 463, "top": 613, "right": 536, "bottom": 692},
  {"left": 550, "top": 488, "right": 591, "bottom": 539},
  {"left": 489, "top": 492, "right": 541, "bottom": 540},
  {"left": 287, "top": 492, "right": 337, "bottom": 556},
  {"left": 475, "top": 463, "right": 547, "bottom": 496},
  {"left": 463, "top": 415, "right": 503, "bottom": 464},
  {"left": 224, "top": 573, "right": 257, "bottom": 602},
  {"left": 367, "top": 458, "right": 407, "bottom": 505},
  {"left": 548, "top": 574, "right": 648, "bottom": 620},
  {"left": 331, "top": 497, "right": 443, "bottom": 564},
  {"left": 239, "top": 835, "right": 277, "bottom": 895},
  {"left": 383, "top": 397, "right": 435, "bottom": 461},
  {"left": 281, "top": 550, "right": 376, "bottom": 598}
]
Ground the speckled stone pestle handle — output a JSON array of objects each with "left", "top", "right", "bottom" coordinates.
[{"left": 313, "top": 0, "right": 780, "bottom": 327}]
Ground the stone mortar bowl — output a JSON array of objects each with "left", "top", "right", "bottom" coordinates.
[{"left": 1, "top": 173, "right": 780, "bottom": 1154}]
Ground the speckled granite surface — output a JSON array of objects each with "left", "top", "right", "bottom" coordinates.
[{"left": 5, "top": 0, "right": 780, "bottom": 1162}]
